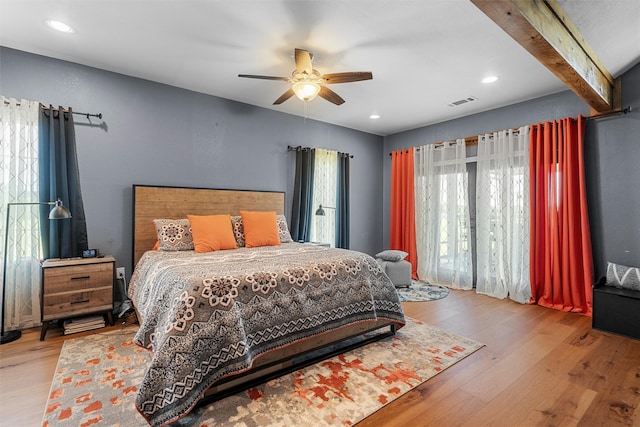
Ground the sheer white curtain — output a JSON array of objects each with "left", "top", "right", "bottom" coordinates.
[
  {"left": 310, "top": 148, "right": 337, "bottom": 246},
  {"left": 476, "top": 127, "right": 531, "bottom": 303},
  {"left": 415, "top": 139, "right": 472, "bottom": 290},
  {"left": 0, "top": 97, "right": 42, "bottom": 330}
]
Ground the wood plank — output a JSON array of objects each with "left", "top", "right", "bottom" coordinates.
[
  {"left": 470, "top": 341, "right": 590, "bottom": 425},
  {"left": 460, "top": 329, "right": 570, "bottom": 402},
  {"left": 471, "top": 0, "right": 619, "bottom": 113},
  {"left": 571, "top": 334, "right": 640, "bottom": 425},
  {"left": 523, "top": 379, "right": 598, "bottom": 426}
]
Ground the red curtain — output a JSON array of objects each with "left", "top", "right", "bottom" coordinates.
[
  {"left": 390, "top": 148, "right": 417, "bottom": 278},
  {"left": 529, "top": 116, "right": 593, "bottom": 315}
]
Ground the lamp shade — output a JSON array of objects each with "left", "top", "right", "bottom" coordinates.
[
  {"left": 48, "top": 199, "right": 72, "bottom": 220},
  {"left": 315, "top": 204, "right": 336, "bottom": 216}
]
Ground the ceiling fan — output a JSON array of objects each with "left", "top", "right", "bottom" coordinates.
[{"left": 238, "top": 48, "right": 373, "bottom": 105}]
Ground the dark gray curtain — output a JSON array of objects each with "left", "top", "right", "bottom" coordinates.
[
  {"left": 38, "top": 106, "right": 88, "bottom": 259},
  {"left": 336, "top": 152, "right": 350, "bottom": 249},
  {"left": 290, "top": 148, "right": 315, "bottom": 242}
]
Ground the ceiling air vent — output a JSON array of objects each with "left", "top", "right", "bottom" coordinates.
[{"left": 447, "top": 96, "right": 478, "bottom": 108}]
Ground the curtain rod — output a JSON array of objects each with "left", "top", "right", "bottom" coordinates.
[
  {"left": 3, "top": 99, "right": 102, "bottom": 120},
  {"left": 389, "top": 127, "right": 521, "bottom": 156},
  {"left": 389, "top": 107, "right": 631, "bottom": 156},
  {"left": 288, "top": 145, "right": 311, "bottom": 152},
  {"left": 287, "top": 145, "right": 354, "bottom": 159},
  {"left": 40, "top": 104, "right": 103, "bottom": 120},
  {"left": 585, "top": 106, "right": 631, "bottom": 121},
  {"left": 389, "top": 107, "right": 633, "bottom": 157}
]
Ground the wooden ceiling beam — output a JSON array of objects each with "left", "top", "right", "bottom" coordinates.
[{"left": 471, "top": 0, "right": 620, "bottom": 114}]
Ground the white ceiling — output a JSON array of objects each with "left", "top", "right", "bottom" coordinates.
[{"left": 1, "top": 0, "right": 639, "bottom": 136}]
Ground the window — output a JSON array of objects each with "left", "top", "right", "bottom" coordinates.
[
  {"left": 0, "top": 97, "right": 43, "bottom": 330},
  {"left": 475, "top": 129, "right": 530, "bottom": 303},
  {"left": 415, "top": 140, "right": 473, "bottom": 290},
  {"left": 310, "top": 148, "right": 337, "bottom": 246}
]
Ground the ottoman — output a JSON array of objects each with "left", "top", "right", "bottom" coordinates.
[{"left": 375, "top": 250, "right": 412, "bottom": 288}]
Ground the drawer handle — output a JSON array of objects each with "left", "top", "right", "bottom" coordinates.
[
  {"left": 71, "top": 276, "right": 91, "bottom": 281},
  {"left": 71, "top": 299, "right": 90, "bottom": 304}
]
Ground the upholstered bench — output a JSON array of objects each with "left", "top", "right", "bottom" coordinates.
[
  {"left": 592, "top": 262, "right": 640, "bottom": 340},
  {"left": 375, "top": 250, "right": 412, "bottom": 288}
]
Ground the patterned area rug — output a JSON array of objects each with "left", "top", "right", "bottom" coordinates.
[
  {"left": 42, "top": 318, "right": 482, "bottom": 427},
  {"left": 396, "top": 280, "right": 450, "bottom": 302}
]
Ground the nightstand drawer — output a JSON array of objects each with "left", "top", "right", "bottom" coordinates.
[
  {"left": 42, "top": 287, "right": 113, "bottom": 320},
  {"left": 43, "top": 263, "right": 113, "bottom": 293}
]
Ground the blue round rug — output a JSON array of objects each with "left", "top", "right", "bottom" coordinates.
[{"left": 396, "top": 280, "right": 449, "bottom": 302}]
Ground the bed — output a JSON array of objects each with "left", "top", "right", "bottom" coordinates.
[{"left": 128, "top": 185, "right": 406, "bottom": 426}]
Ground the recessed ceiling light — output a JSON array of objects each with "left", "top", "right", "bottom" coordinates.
[
  {"left": 46, "top": 20, "right": 75, "bottom": 33},
  {"left": 369, "top": 114, "right": 380, "bottom": 119},
  {"left": 481, "top": 76, "right": 498, "bottom": 84}
]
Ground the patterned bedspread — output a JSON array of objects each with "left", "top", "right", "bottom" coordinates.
[{"left": 128, "top": 243, "right": 405, "bottom": 426}]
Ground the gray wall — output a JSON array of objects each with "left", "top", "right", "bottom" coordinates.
[
  {"left": 383, "top": 62, "right": 640, "bottom": 278},
  {"left": 585, "top": 63, "right": 640, "bottom": 278},
  {"left": 0, "top": 47, "right": 385, "bottom": 277}
]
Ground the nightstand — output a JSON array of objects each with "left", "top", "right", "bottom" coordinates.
[{"left": 40, "top": 256, "right": 115, "bottom": 340}]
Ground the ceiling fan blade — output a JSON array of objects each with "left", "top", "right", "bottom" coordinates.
[
  {"left": 318, "top": 86, "right": 345, "bottom": 105},
  {"left": 321, "top": 72, "right": 373, "bottom": 84},
  {"left": 238, "top": 74, "right": 289, "bottom": 81},
  {"left": 294, "top": 48, "right": 313, "bottom": 74},
  {"left": 273, "top": 88, "right": 295, "bottom": 105}
]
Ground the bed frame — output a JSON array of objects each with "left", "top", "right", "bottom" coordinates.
[{"left": 131, "top": 184, "right": 397, "bottom": 405}]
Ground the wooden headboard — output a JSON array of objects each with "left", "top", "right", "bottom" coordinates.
[{"left": 132, "top": 185, "right": 285, "bottom": 267}]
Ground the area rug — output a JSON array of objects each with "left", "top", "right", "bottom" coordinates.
[
  {"left": 396, "top": 280, "right": 450, "bottom": 302},
  {"left": 42, "top": 318, "right": 482, "bottom": 427}
]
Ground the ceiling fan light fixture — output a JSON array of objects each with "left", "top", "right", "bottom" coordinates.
[
  {"left": 292, "top": 81, "right": 321, "bottom": 102},
  {"left": 239, "top": 48, "right": 371, "bottom": 105}
]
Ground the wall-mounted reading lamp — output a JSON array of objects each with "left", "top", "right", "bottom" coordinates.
[{"left": 315, "top": 204, "right": 336, "bottom": 216}]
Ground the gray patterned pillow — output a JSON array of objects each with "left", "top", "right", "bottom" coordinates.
[
  {"left": 276, "top": 214, "right": 293, "bottom": 243},
  {"left": 231, "top": 214, "right": 292, "bottom": 246},
  {"left": 375, "top": 250, "right": 408, "bottom": 262},
  {"left": 606, "top": 262, "right": 640, "bottom": 291},
  {"left": 153, "top": 219, "right": 194, "bottom": 251},
  {"left": 230, "top": 216, "right": 245, "bottom": 247}
]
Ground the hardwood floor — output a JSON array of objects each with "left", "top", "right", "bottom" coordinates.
[{"left": 1, "top": 291, "right": 639, "bottom": 426}]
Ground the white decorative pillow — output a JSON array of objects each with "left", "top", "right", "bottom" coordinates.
[
  {"left": 606, "top": 262, "right": 640, "bottom": 291},
  {"left": 153, "top": 219, "right": 194, "bottom": 251},
  {"left": 231, "top": 214, "right": 293, "bottom": 246},
  {"left": 375, "top": 250, "right": 408, "bottom": 262},
  {"left": 276, "top": 214, "right": 293, "bottom": 243}
]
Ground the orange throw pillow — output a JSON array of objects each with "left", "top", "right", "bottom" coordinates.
[
  {"left": 187, "top": 214, "right": 237, "bottom": 253},
  {"left": 240, "top": 211, "right": 281, "bottom": 248}
]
